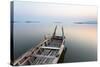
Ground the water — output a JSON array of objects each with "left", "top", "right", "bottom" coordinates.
[
  {"left": 13, "top": 22, "right": 97, "bottom": 63},
  {"left": 63, "top": 25, "right": 97, "bottom": 62}
]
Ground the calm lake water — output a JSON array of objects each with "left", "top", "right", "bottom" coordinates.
[{"left": 13, "top": 22, "right": 97, "bottom": 63}]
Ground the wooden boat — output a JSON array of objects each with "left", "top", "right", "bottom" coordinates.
[{"left": 13, "top": 26, "right": 65, "bottom": 66}]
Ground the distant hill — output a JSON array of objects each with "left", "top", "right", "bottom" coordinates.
[
  {"left": 13, "top": 21, "right": 40, "bottom": 23},
  {"left": 74, "top": 21, "right": 97, "bottom": 24},
  {"left": 25, "top": 21, "right": 40, "bottom": 23}
]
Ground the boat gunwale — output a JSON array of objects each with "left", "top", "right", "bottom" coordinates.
[{"left": 13, "top": 26, "right": 65, "bottom": 65}]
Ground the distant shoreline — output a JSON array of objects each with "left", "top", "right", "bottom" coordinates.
[
  {"left": 74, "top": 21, "right": 97, "bottom": 24},
  {"left": 13, "top": 21, "right": 40, "bottom": 23}
]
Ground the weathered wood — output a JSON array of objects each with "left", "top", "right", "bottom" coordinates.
[
  {"left": 13, "top": 26, "right": 65, "bottom": 66},
  {"left": 41, "top": 46, "right": 60, "bottom": 50}
]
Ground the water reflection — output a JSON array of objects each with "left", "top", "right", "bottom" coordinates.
[
  {"left": 13, "top": 22, "right": 97, "bottom": 62},
  {"left": 63, "top": 25, "right": 97, "bottom": 62}
]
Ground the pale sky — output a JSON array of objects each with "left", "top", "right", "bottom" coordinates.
[{"left": 14, "top": 2, "right": 97, "bottom": 23}]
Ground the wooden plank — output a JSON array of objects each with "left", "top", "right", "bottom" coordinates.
[
  {"left": 41, "top": 46, "right": 60, "bottom": 50},
  {"left": 33, "top": 55, "right": 55, "bottom": 58}
]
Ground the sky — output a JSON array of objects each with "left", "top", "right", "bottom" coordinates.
[{"left": 14, "top": 1, "right": 97, "bottom": 24}]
